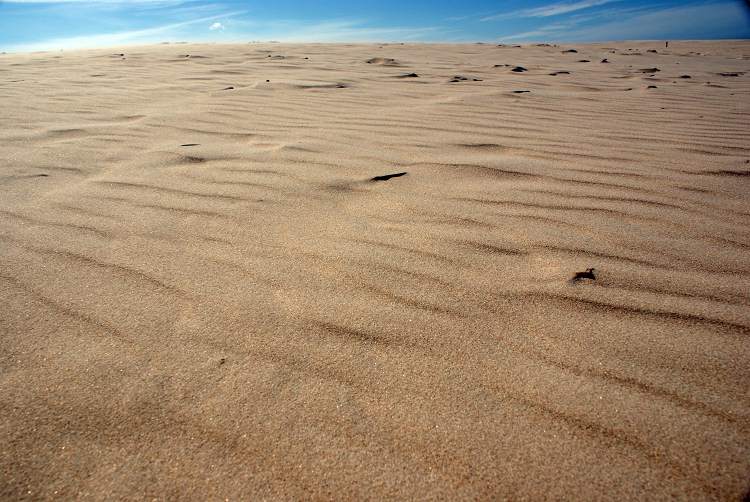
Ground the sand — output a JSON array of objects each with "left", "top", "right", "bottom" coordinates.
[{"left": 1, "top": 40, "right": 749, "bottom": 500}]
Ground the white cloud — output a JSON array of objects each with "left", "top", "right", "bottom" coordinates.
[
  {"left": 482, "top": 0, "right": 622, "bottom": 22},
  {"left": 209, "top": 22, "right": 225, "bottom": 31}
]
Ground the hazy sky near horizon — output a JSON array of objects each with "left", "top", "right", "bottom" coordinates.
[{"left": 1, "top": 0, "right": 749, "bottom": 52}]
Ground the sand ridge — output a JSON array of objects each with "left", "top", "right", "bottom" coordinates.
[{"left": 1, "top": 41, "right": 749, "bottom": 500}]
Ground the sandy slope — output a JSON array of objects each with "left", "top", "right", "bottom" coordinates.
[{"left": 1, "top": 41, "right": 749, "bottom": 500}]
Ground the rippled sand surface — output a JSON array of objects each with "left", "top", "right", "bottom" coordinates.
[{"left": 1, "top": 41, "right": 749, "bottom": 500}]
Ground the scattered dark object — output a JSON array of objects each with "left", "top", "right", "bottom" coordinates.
[
  {"left": 450, "top": 75, "right": 469, "bottom": 82},
  {"left": 494, "top": 64, "right": 511, "bottom": 67},
  {"left": 647, "top": 49, "right": 658, "bottom": 53},
  {"left": 371, "top": 172, "right": 407, "bottom": 182},
  {"left": 35, "top": 174, "right": 49, "bottom": 177},
  {"left": 219, "top": 358, "right": 226, "bottom": 365},
  {"left": 679, "top": 75, "right": 691, "bottom": 78},
  {"left": 601, "top": 58, "right": 609, "bottom": 63},
  {"left": 336, "top": 84, "right": 348, "bottom": 88},
  {"left": 472, "top": 78, "right": 483, "bottom": 81},
  {"left": 549, "top": 71, "right": 570, "bottom": 75},
  {"left": 572, "top": 268, "right": 596, "bottom": 282},
  {"left": 512, "top": 45, "right": 522, "bottom": 48},
  {"left": 398, "top": 72, "right": 419, "bottom": 78},
  {"left": 536, "top": 43, "right": 553, "bottom": 47},
  {"left": 578, "top": 59, "right": 590, "bottom": 63},
  {"left": 222, "top": 86, "right": 234, "bottom": 90},
  {"left": 718, "top": 72, "right": 743, "bottom": 77},
  {"left": 639, "top": 67, "right": 660, "bottom": 72},
  {"left": 512, "top": 90, "right": 530, "bottom": 93},
  {"left": 511, "top": 66, "right": 528, "bottom": 72},
  {"left": 666, "top": 41, "right": 669, "bottom": 48},
  {"left": 647, "top": 85, "right": 658, "bottom": 89},
  {"left": 562, "top": 49, "right": 578, "bottom": 53},
  {"left": 625, "top": 88, "right": 633, "bottom": 91},
  {"left": 304, "top": 57, "right": 309, "bottom": 59},
  {"left": 266, "top": 79, "right": 270, "bottom": 82},
  {"left": 181, "top": 143, "right": 200, "bottom": 147}
]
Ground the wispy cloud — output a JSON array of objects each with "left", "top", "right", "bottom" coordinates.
[
  {"left": 2, "top": 14, "right": 444, "bottom": 52},
  {"left": 2, "top": 0, "right": 180, "bottom": 2},
  {"left": 226, "top": 19, "right": 443, "bottom": 43},
  {"left": 482, "top": 0, "right": 622, "bottom": 22},
  {"left": 2, "top": 10, "right": 243, "bottom": 51},
  {"left": 498, "top": 0, "right": 749, "bottom": 42}
]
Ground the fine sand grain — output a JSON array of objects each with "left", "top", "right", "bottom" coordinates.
[{"left": 1, "top": 41, "right": 749, "bottom": 501}]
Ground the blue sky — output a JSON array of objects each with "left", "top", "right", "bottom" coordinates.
[{"left": 1, "top": 0, "right": 749, "bottom": 52}]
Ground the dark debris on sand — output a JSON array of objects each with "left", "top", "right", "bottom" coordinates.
[
  {"left": 571, "top": 268, "right": 596, "bottom": 283},
  {"left": 371, "top": 172, "right": 408, "bottom": 182}
]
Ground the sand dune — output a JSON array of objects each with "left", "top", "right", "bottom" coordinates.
[{"left": 1, "top": 41, "right": 749, "bottom": 500}]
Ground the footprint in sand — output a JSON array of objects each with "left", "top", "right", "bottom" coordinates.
[{"left": 366, "top": 57, "right": 400, "bottom": 66}]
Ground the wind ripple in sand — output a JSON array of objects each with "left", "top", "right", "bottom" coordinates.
[{"left": 1, "top": 41, "right": 749, "bottom": 501}]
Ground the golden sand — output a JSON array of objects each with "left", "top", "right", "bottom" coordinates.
[{"left": 1, "top": 41, "right": 749, "bottom": 500}]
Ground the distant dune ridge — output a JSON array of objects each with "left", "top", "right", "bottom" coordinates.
[{"left": 1, "top": 41, "right": 749, "bottom": 501}]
